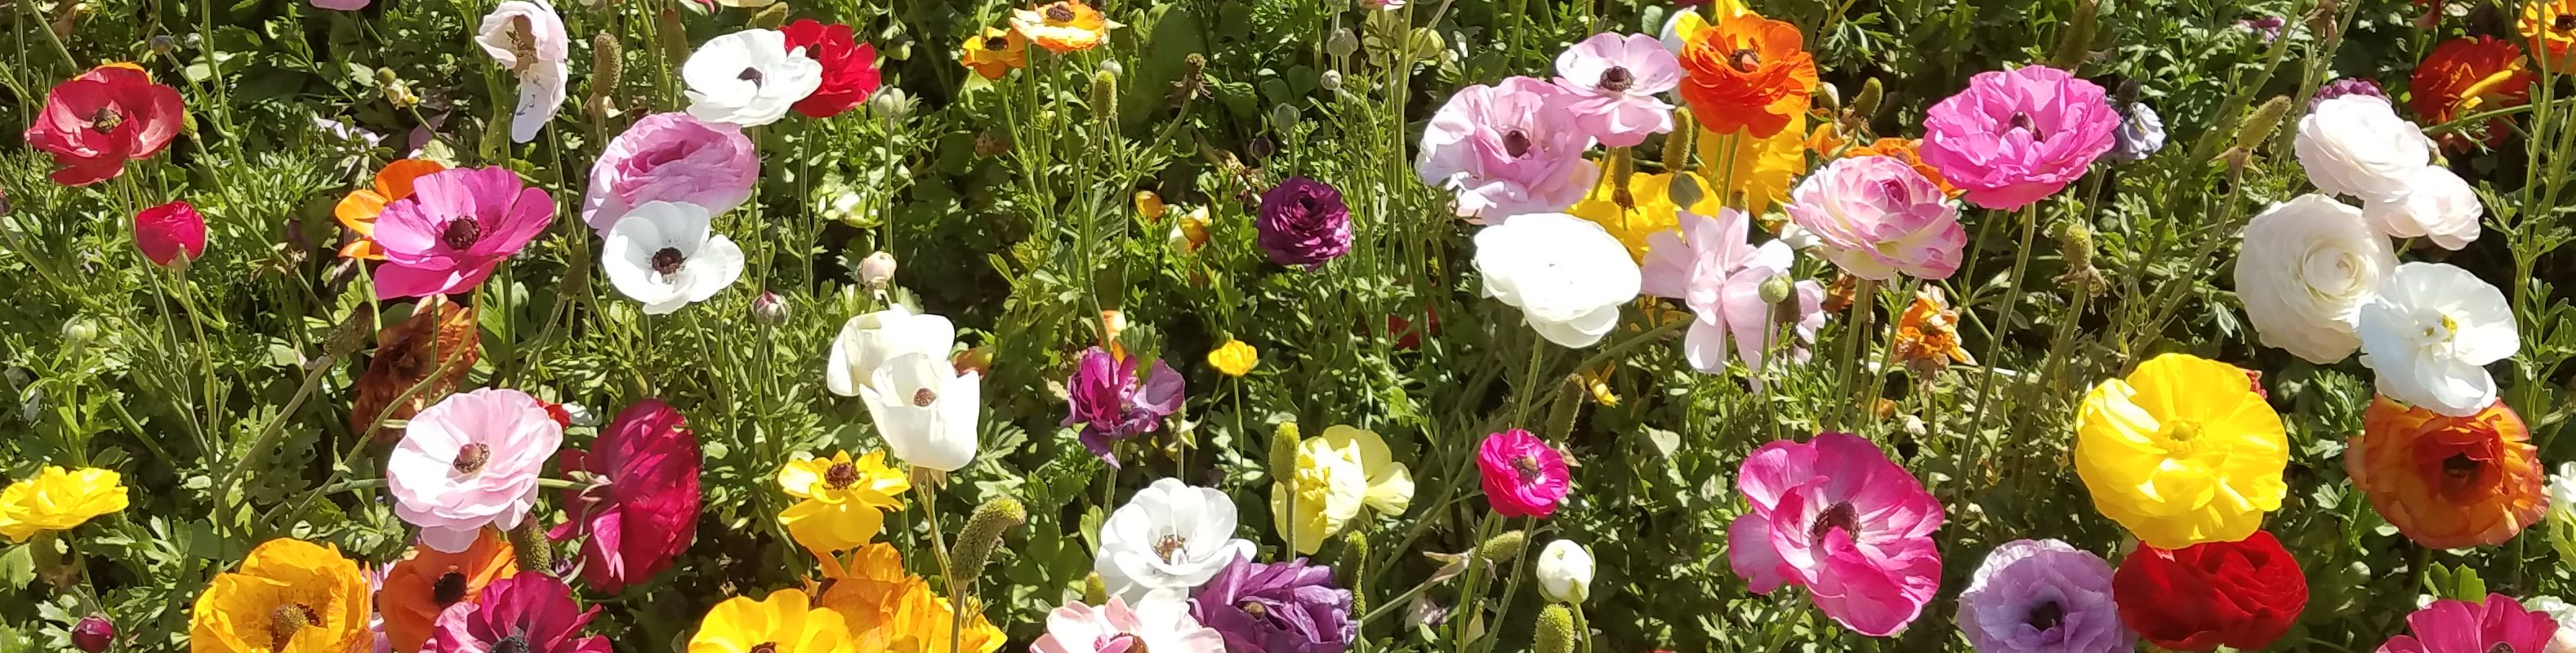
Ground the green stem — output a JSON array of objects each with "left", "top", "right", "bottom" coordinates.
[
  {"left": 1962, "top": 204, "right": 2040, "bottom": 482},
  {"left": 1449, "top": 513, "right": 1501, "bottom": 647}
]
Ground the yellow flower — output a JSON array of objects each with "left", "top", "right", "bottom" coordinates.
[
  {"left": 1660, "top": 0, "right": 1753, "bottom": 47},
  {"left": 1567, "top": 167, "right": 1718, "bottom": 262},
  {"left": 958, "top": 28, "right": 1028, "bottom": 81},
  {"left": 1271, "top": 425, "right": 1414, "bottom": 554},
  {"left": 778, "top": 451, "right": 912, "bottom": 554},
  {"left": 1208, "top": 340, "right": 1259, "bottom": 377},
  {"left": 816, "top": 544, "right": 911, "bottom": 650},
  {"left": 883, "top": 580, "right": 1005, "bottom": 653},
  {"left": 1578, "top": 365, "right": 1620, "bottom": 406},
  {"left": 2521, "top": 0, "right": 2576, "bottom": 68},
  {"left": 1134, "top": 191, "right": 1167, "bottom": 220},
  {"left": 1009, "top": 1, "right": 1118, "bottom": 54},
  {"left": 689, "top": 589, "right": 853, "bottom": 653},
  {"left": 1170, "top": 206, "right": 1212, "bottom": 253},
  {"left": 2074, "top": 353, "right": 2289, "bottom": 549},
  {"left": 189, "top": 538, "right": 372, "bottom": 653},
  {"left": 1695, "top": 109, "right": 1809, "bottom": 217},
  {"left": 0, "top": 466, "right": 128, "bottom": 543}
]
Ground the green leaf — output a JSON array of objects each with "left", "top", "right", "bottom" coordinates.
[{"left": 0, "top": 544, "right": 33, "bottom": 590}]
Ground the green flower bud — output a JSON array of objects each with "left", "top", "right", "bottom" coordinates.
[
  {"left": 1758, "top": 274, "right": 1794, "bottom": 304},
  {"left": 2235, "top": 96, "right": 2293, "bottom": 151},
  {"left": 1545, "top": 375, "right": 1584, "bottom": 442},
  {"left": 1326, "top": 29, "right": 1359, "bottom": 59},
  {"left": 1480, "top": 530, "right": 1526, "bottom": 565},
  {"left": 656, "top": 8, "right": 691, "bottom": 69},
  {"left": 1270, "top": 103, "right": 1300, "bottom": 133},
  {"left": 1268, "top": 422, "right": 1303, "bottom": 482},
  {"left": 950, "top": 497, "right": 1027, "bottom": 584},
  {"left": 1660, "top": 112, "right": 1694, "bottom": 173},
  {"left": 1535, "top": 605, "right": 1577, "bottom": 653},
  {"left": 1083, "top": 572, "right": 1110, "bottom": 605},
  {"left": 1852, "top": 78, "right": 1884, "bottom": 118},
  {"left": 508, "top": 519, "right": 554, "bottom": 572},
  {"left": 2048, "top": 0, "right": 2100, "bottom": 70},
  {"left": 748, "top": 2, "right": 787, "bottom": 29},
  {"left": 1092, "top": 69, "right": 1120, "bottom": 127}
]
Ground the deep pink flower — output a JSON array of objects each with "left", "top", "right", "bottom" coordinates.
[
  {"left": 23, "top": 65, "right": 184, "bottom": 186},
  {"left": 430, "top": 574, "right": 609, "bottom": 653},
  {"left": 1553, "top": 33, "right": 1681, "bottom": 147},
  {"left": 372, "top": 167, "right": 555, "bottom": 299},
  {"left": 1063, "top": 347, "right": 1185, "bottom": 467},
  {"left": 1919, "top": 65, "right": 2119, "bottom": 210},
  {"left": 389, "top": 388, "right": 562, "bottom": 553},
  {"left": 133, "top": 200, "right": 206, "bottom": 267},
  {"left": 548, "top": 398, "right": 702, "bottom": 595},
  {"left": 1477, "top": 429, "right": 1571, "bottom": 518},
  {"left": 582, "top": 113, "right": 758, "bottom": 233},
  {"left": 1640, "top": 208, "right": 1825, "bottom": 380},
  {"left": 1416, "top": 77, "right": 1601, "bottom": 221},
  {"left": 1727, "top": 432, "right": 1945, "bottom": 637},
  {"left": 2374, "top": 594, "right": 2558, "bottom": 653},
  {"left": 1787, "top": 155, "right": 1968, "bottom": 281}
]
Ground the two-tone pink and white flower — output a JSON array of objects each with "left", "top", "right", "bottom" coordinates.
[
  {"left": 1642, "top": 208, "right": 1824, "bottom": 379},
  {"left": 1417, "top": 77, "right": 1601, "bottom": 221},
  {"left": 1729, "top": 432, "right": 1945, "bottom": 637},
  {"left": 474, "top": 1, "right": 570, "bottom": 144},
  {"left": 1552, "top": 33, "right": 1680, "bottom": 148},
  {"left": 390, "top": 389, "right": 564, "bottom": 553},
  {"left": 1786, "top": 155, "right": 1967, "bottom": 281}
]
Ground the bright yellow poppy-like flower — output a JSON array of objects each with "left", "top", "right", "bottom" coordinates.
[
  {"left": 0, "top": 466, "right": 129, "bottom": 543},
  {"left": 1134, "top": 190, "right": 1167, "bottom": 220},
  {"left": 690, "top": 589, "right": 853, "bottom": 653},
  {"left": 189, "top": 538, "right": 372, "bottom": 653},
  {"left": 2521, "top": 0, "right": 2576, "bottom": 68},
  {"left": 2074, "top": 353, "right": 2289, "bottom": 549},
  {"left": 1009, "top": 0, "right": 1118, "bottom": 54},
  {"left": 1696, "top": 109, "right": 1809, "bottom": 218},
  {"left": 883, "top": 580, "right": 1006, "bottom": 653},
  {"left": 1566, "top": 166, "right": 1719, "bottom": 262},
  {"left": 1208, "top": 340, "right": 1259, "bottom": 377},
  {"left": 778, "top": 451, "right": 912, "bottom": 555},
  {"left": 958, "top": 28, "right": 1028, "bottom": 81},
  {"left": 1272, "top": 425, "right": 1415, "bottom": 554}
]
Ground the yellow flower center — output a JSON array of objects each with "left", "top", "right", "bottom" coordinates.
[
  {"left": 2159, "top": 419, "right": 2204, "bottom": 457},
  {"left": 270, "top": 603, "right": 319, "bottom": 651},
  {"left": 1154, "top": 534, "right": 1187, "bottom": 562}
]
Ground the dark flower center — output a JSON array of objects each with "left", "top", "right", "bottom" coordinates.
[
  {"left": 983, "top": 36, "right": 1009, "bottom": 50},
  {"left": 748, "top": 643, "right": 777, "bottom": 653},
  {"left": 432, "top": 570, "right": 468, "bottom": 606},
  {"left": 1598, "top": 66, "right": 1633, "bottom": 93},
  {"left": 452, "top": 443, "right": 492, "bottom": 476},
  {"left": 440, "top": 219, "right": 484, "bottom": 251},
  {"left": 493, "top": 635, "right": 531, "bottom": 653},
  {"left": 912, "top": 387, "right": 938, "bottom": 406},
  {"left": 1502, "top": 129, "right": 1532, "bottom": 158},
  {"left": 2009, "top": 112, "right": 2043, "bottom": 138},
  {"left": 738, "top": 67, "right": 764, "bottom": 86},
  {"left": 2441, "top": 452, "right": 2484, "bottom": 481},
  {"left": 1730, "top": 48, "right": 1761, "bottom": 73},
  {"left": 2557, "top": 13, "right": 2575, "bottom": 31},
  {"left": 270, "top": 604, "right": 319, "bottom": 650},
  {"left": 825, "top": 461, "right": 859, "bottom": 490},
  {"left": 1108, "top": 633, "right": 1147, "bottom": 653},
  {"left": 2026, "top": 600, "right": 2064, "bottom": 632},
  {"left": 1153, "top": 534, "right": 1187, "bottom": 562},
  {"left": 2490, "top": 644, "right": 2517, "bottom": 653},
  {"left": 1513, "top": 454, "right": 1544, "bottom": 482},
  {"left": 89, "top": 107, "right": 124, "bottom": 135},
  {"left": 1807, "top": 502, "right": 1860, "bottom": 545},
  {"left": 1046, "top": 3, "right": 1076, "bottom": 21},
  {"left": 652, "top": 247, "right": 686, "bottom": 276}
]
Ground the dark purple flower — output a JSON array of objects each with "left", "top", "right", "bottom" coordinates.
[
  {"left": 547, "top": 398, "right": 702, "bottom": 595},
  {"left": 1062, "top": 347, "right": 1184, "bottom": 467},
  {"left": 2237, "top": 16, "right": 2284, "bottom": 42},
  {"left": 72, "top": 615, "right": 114, "bottom": 652},
  {"left": 2311, "top": 78, "right": 2389, "bottom": 109},
  {"left": 1189, "top": 557, "right": 1353, "bottom": 653},
  {"left": 1255, "top": 177, "right": 1354, "bottom": 269},
  {"left": 429, "top": 574, "right": 609, "bottom": 653}
]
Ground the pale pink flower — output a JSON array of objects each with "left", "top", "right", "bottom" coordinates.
[
  {"left": 1728, "top": 432, "right": 1945, "bottom": 637},
  {"left": 1032, "top": 596, "right": 1227, "bottom": 653},
  {"left": 1417, "top": 77, "right": 1601, "bottom": 222},
  {"left": 474, "top": 1, "right": 570, "bottom": 144},
  {"left": 389, "top": 388, "right": 563, "bottom": 553},
  {"left": 1553, "top": 33, "right": 1680, "bottom": 148},
  {"left": 1787, "top": 155, "right": 1968, "bottom": 281},
  {"left": 372, "top": 167, "right": 556, "bottom": 299},
  {"left": 1641, "top": 208, "right": 1824, "bottom": 379},
  {"left": 582, "top": 113, "right": 759, "bottom": 233}
]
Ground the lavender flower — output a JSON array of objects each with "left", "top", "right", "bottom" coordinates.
[
  {"left": 1189, "top": 557, "right": 1354, "bottom": 653},
  {"left": 1255, "top": 177, "right": 1355, "bottom": 269},
  {"left": 2110, "top": 103, "right": 2166, "bottom": 162},
  {"left": 1063, "top": 346, "right": 1185, "bottom": 466},
  {"left": 1956, "top": 540, "right": 2132, "bottom": 653},
  {"left": 2311, "top": 78, "right": 2389, "bottom": 109},
  {"left": 2237, "top": 16, "right": 2284, "bottom": 42}
]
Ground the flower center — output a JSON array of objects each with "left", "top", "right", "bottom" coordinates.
[
  {"left": 1153, "top": 534, "right": 1188, "bottom": 562},
  {"left": 748, "top": 643, "right": 777, "bottom": 653},
  {"left": 1046, "top": 3, "right": 1076, "bottom": 21},
  {"left": 440, "top": 218, "right": 484, "bottom": 251},
  {"left": 2009, "top": 112, "right": 2043, "bottom": 138},
  {"left": 432, "top": 569, "right": 468, "bottom": 606},
  {"left": 2427, "top": 313, "right": 2461, "bottom": 340},
  {"left": 911, "top": 387, "right": 938, "bottom": 406},
  {"left": 652, "top": 247, "right": 686, "bottom": 276},
  {"left": 983, "top": 35, "right": 1010, "bottom": 50},
  {"left": 2026, "top": 600, "right": 2065, "bottom": 632},
  {"left": 2559, "top": 13, "right": 2576, "bottom": 31},
  {"left": 1513, "top": 454, "right": 1544, "bottom": 482},
  {"left": 2159, "top": 420, "right": 2204, "bottom": 457},
  {"left": 1502, "top": 129, "right": 1532, "bottom": 158},
  {"left": 2442, "top": 452, "right": 2483, "bottom": 481},
  {"left": 825, "top": 461, "right": 859, "bottom": 490},
  {"left": 452, "top": 443, "right": 492, "bottom": 476},
  {"left": 1598, "top": 66, "right": 1633, "bottom": 93},
  {"left": 269, "top": 604, "right": 319, "bottom": 651},
  {"left": 506, "top": 15, "right": 541, "bottom": 74},
  {"left": 1108, "top": 633, "right": 1148, "bottom": 653},
  {"left": 493, "top": 636, "right": 531, "bottom": 653},
  {"left": 738, "top": 67, "right": 764, "bottom": 86},
  {"left": 88, "top": 107, "right": 123, "bottom": 135},
  {"left": 1807, "top": 502, "right": 1860, "bottom": 545},
  {"left": 1730, "top": 48, "right": 1760, "bottom": 72},
  {"left": 2489, "top": 644, "right": 2518, "bottom": 653}
]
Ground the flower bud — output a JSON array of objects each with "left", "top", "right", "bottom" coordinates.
[
  {"left": 149, "top": 34, "right": 174, "bottom": 55},
  {"left": 2048, "top": 0, "right": 2099, "bottom": 70},
  {"left": 507, "top": 520, "right": 553, "bottom": 572},
  {"left": 656, "top": 7, "right": 691, "bottom": 67},
  {"left": 752, "top": 291, "right": 790, "bottom": 325},
  {"left": 1758, "top": 273, "right": 1794, "bottom": 304},
  {"left": 1535, "top": 605, "right": 1578, "bottom": 653},
  {"left": 2235, "top": 96, "right": 2293, "bottom": 151},
  {"left": 871, "top": 87, "right": 916, "bottom": 123},
  {"left": 1268, "top": 422, "right": 1303, "bottom": 483},
  {"left": 1406, "top": 27, "right": 1444, "bottom": 61},
  {"left": 1815, "top": 81, "right": 1842, "bottom": 113},
  {"left": 858, "top": 251, "right": 898, "bottom": 291},
  {"left": 1546, "top": 375, "right": 1584, "bottom": 442},
  {"left": 1082, "top": 572, "right": 1110, "bottom": 605},
  {"left": 1535, "top": 540, "right": 1594, "bottom": 604},
  {"left": 1852, "top": 78, "right": 1884, "bottom": 118},
  {"left": 748, "top": 2, "right": 787, "bottom": 28},
  {"left": 73, "top": 615, "right": 113, "bottom": 652},
  {"left": 60, "top": 317, "right": 99, "bottom": 345},
  {"left": 1319, "top": 69, "right": 1343, "bottom": 92},
  {"left": 1269, "top": 103, "right": 1300, "bottom": 133},
  {"left": 949, "top": 496, "right": 1027, "bottom": 584},
  {"left": 1090, "top": 69, "right": 1119, "bottom": 127},
  {"left": 1134, "top": 191, "right": 1168, "bottom": 220},
  {"left": 1326, "top": 29, "right": 1360, "bottom": 59},
  {"left": 1479, "top": 529, "right": 1526, "bottom": 565}
]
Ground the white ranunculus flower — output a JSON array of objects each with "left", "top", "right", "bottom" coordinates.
[
  {"left": 2526, "top": 595, "right": 2576, "bottom": 653},
  {"left": 601, "top": 201, "right": 746, "bottom": 315},
  {"left": 1095, "top": 478, "right": 1257, "bottom": 604},
  {"left": 2551, "top": 462, "right": 2576, "bottom": 509},
  {"left": 2355, "top": 262, "right": 2518, "bottom": 416},
  {"left": 1535, "top": 540, "right": 1594, "bottom": 604},
  {"left": 2295, "top": 96, "right": 2435, "bottom": 205},
  {"left": 858, "top": 353, "right": 980, "bottom": 472},
  {"left": 683, "top": 29, "right": 823, "bottom": 127},
  {"left": 2234, "top": 194, "right": 2398, "bottom": 364},
  {"left": 2361, "top": 165, "right": 2484, "bottom": 251},
  {"left": 474, "top": 0, "right": 568, "bottom": 143},
  {"left": 1472, "top": 213, "right": 1643, "bottom": 348},
  {"left": 825, "top": 304, "right": 956, "bottom": 398}
]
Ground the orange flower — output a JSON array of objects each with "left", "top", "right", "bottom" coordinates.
[
  {"left": 378, "top": 529, "right": 515, "bottom": 653},
  {"left": 1890, "top": 286, "right": 1974, "bottom": 376},
  {"left": 958, "top": 27, "right": 1028, "bottom": 80},
  {"left": 1676, "top": 14, "right": 1818, "bottom": 140},
  {"left": 816, "top": 544, "right": 911, "bottom": 650},
  {"left": 2346, "top": 396, "right": 2547, "bottom": 549},
  {"left": 332, "top": 159, "right": 447, "bottom": 260},
  {"left": 2409, "top": 36, "right": 2533, "bottom": 149},
  {"left": 1009, "top": 1, "right": 1116, "bottom": 54},
  {"left": 2518, "top": 0, "right": 2576, "bottom": 69},
  {"left": 1844, "top": 137, "right": 1959, "bottom": 197},
  {"left": 351, "top": 297, "right": 480, "bottom": 442}
]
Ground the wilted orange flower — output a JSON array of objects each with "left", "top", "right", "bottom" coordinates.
[
  {"left": 2410, "top": 36, "right": 2533, "bottom": 149},
  {"left": 2519, "top": 0, "right": 2576, "bottom": 68},
  {"left": 332, "top": 159, "right": 446, "bottom": 260},
  {"left": 1844, "top": 137, "right": 1959, "bottom": 197},
  {"left": 351, "top": 297, "right": 479, "bottom": 442},
  {"left": 958, "top": 27, "right": 1027, "bottom": 80},
  {"left": 1891, "top": 286, "right": 1974, "bottom": 376},
  {"left": 1676, "top": 14, "right": 1818, "bottom": 139},
  {"left": 378, "top": 529, "right": 515, "bottom": 653},
  {"left": 2346, "top": 396, "right": 2547, "bottom": 549},
  {"left": 1010, "top": 1, "right": 1116, "bottom": 54}
]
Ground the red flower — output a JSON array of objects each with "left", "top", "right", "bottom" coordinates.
[
  {"left": 2409, "top": 36, "right": 2533, "bottom": 149},
  {"left": 782, "top": 20, "right": 882, "bottom": 118},
  {"left": 548, "top": 398, "right": 702, "bottom": 594},
  {"left": 2112, "top": 531, "right": 2309, "bottom": 651},
  {"left": 1388, "top": 306, "right": 1441, "bottom": 350},
  {"left": 23, "top": 64, "right": 184, "bottom": 186},
  {"left": 132, "top": 200, "right": 205, "bottom": 266}
]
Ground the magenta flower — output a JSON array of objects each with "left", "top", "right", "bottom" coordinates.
[
  {"left": 373, "top": 167, "right": 555, "bottom": 299},
  {"left": 1063, "top": 347, "right": 1185, "bottom": 467},
  {"left": 429, "top": 574, "right": 609, "bottom": 653},
  {"left": 582, "top": 113, "right": 759, "bottom": 233},
  {"left": 133, "top": 200, "right": 206, "bottom": 267},
  {"left": 548, "top": 398, "right": 702, "bottom": 595},
  {"left": 1417, "top": 77, "right": 1601, "bottom": 221},
  {"left": 1728, "top": 432, "right": 1945, "bottom": 637},
  {"left": 2374, "top": 594, "right": 2559, "bottom": 653},
  {"left": 1552, "top": 33, "right": 1680, "bottom": 148},
  {"left": 1786, "top": 155, "right": 1968, "bottom": 281},
  {"left": 1476, "top": 429, "right": 1571, "bottom": 518},
  {"left": 1641, "top": 208, "right": 1825, "bottom": 380},
  {"left": 389, "top": 388, "right": 563, "bottom": 553},
  {"left": 1919, "top": 65, "right": 2119, "bottom": 210}
]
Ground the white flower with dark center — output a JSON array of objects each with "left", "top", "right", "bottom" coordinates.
[
  {"left": 602, "top": 201, "right": 746, "bottom": 315},
  {"left": 1094, "top": 478, "right": 1256, "bottom": 605},
  {"left": 683, "top": 29, "right": 823, "bottom": 127},
  {"left": 2355, "top": 262, "right": 2518, "bottom": 416},
  {"left": 858, "top": 353, "right": 981, "bottom": 472},
  {"left": 825, "top": 304, "right": 956, "bottom": 398}
]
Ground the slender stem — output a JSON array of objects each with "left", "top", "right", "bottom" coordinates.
[
  {"left": 1962, "top": 204, "right": 2041, "bottom": 482},
  {"left": 1512, "top": 337, "right": 1549, "bottom": 426},
  {"left": 1834, "top": 278, "right": 1881, "bottom": 431},
  {"left": 1448, "top": 513, "right": 1501, "bottom": 647},
  {"left": 920, "top": 479, "right": 964, "bottom": 653},
  {"left": 1477, "top": 516, "right": 1538, "bottom": 653}
]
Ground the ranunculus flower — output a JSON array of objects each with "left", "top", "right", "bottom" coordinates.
[
  {"left": 71, "top": 615, "right": 111, "bottom": 653},
  {"left": 134, "top": 200, "right": 206, "bottom": 267},
  {"left": 582, "top": 113, "right": 758, "bottom": 233},
  {"left": 389, "top": 388, "right": 563, "bottom": 553},
  {"left": 1674, "top": 14, "right": 1817, "bottom": 139},
  {"left": 190, "top": 538, "right": 374, "bottom": 653},
  {"left": 1727, "top": 432, "right": 1944, "bottom": 637},
  {"left": 430, "top": 574, "right": 606, "bottom": 653},
  {"left": 1034, "top": 597, "right": 1227, "bottom": 653},
  {"left": 1272, "top": 425, "right": 1413, "bottom": 555},
  {"left": 2376, "top": 593, "right": 2560, "bottom": 653},
  {"left": 1095, "top": 478, "right": 1256, "bottom": 604},
  {"left": 2349, "top": 396, "right": 2546, "bottom": 549},
  {"left": 372, "top": 167, "right": 556, "bottom": 299},
  {"left": 1011, "top": 0, "right": 1117, "bottom": 53},
  {"left": 1919, "top": 64, "right": 2119, "bottom": 210},
  {"left": 689, "top": 589, "right": 851, "bottom": 653},
  {"left": 1641, "top": 208, "right": 1821, "bottom": 378},
  {"left": 1476, "top": 429, "right": 1571, "bottom": 518},
  {"left": 780, "top": 20, "right": 881, "bottom": 118},
  {"left": 23, "top": 64, "right": 184, "bottom": 186},
  {"left": 959, "top": 27, "right": 1030, "bottom": 80},
  {"left": 1700, "top": 109, "right": 1812, "bottom": 215},
  {"left": 2110, "top": 103, "right": 2166, "bottom": 162},
  {"left": 1890, "top": 286, "right": 1973, "bottom": 376},
  {"left": 2234, "top": 194, "right": 2399, "bottom": 364},
  {"left": 0, "top": 467, "right": 128, "bottom": 543},
  {"left": 1256, "top": 177, "right": 1354, "bottom": 268},
  {"left": 2297, "top": 96, "right": 2436, "bottom": 205},
  {"left": 1955, "top": 539, "right": 2130, "bottom": 653},
  {"left": 381, "top": 530, "right": 516, "bottom": 653},
  {"left": 336, "top": 159, "right": 448, "bottom": 260},
  {"left": 2357, "top": 262, "right": 2519, "bottom": 417},
  {"left": 1417, "top": 78, "right": 1601, "bottom": 220},
  {"left": 351, "top": 298, "right": 479, "bottom": 441},
  {"left": 2410, "top": 37, "right": 2533, "bottom": 149},
  {"left": 1842, "top": 137, "right": 1958, "bottom": 197},
  {"left": 858, "top": 349, "right": 982, "bottom": 473},
  {"left": 1552, "top": 32, "right": 1681, "bottom": 147},
  {"left": 2361, "top": 165, "right": 2482, "bottom": 250},
  {"left": 2112, "top": 531, "right": 2307, "bottom": 651},
  {"left": 602, "top": 201, "right": 747, "bottom": 315},
  {"left": 684, "top": 29, "right": 824, "bottom": 127},
  {"left": 2075, "top": 353, "right": 2288, "bottom": 549},
  {"left": 550, "top": 398, "right": 701, "bottom": 594},
  {"left": 1535, "top": 540, "right": 1594, "bottom": 604},
  {"left": 1472, "top": 213, "right": 1643, "bottom": 349},
  {"left": 474, "top": 1, "right": 569, "bottom": 143},
  {"left": 826, "top": 304, "right": 956, "bottom": 398},
  {"left": 1188, "top": 557, "right": 1353, "bottom": 653},
  {"left": 776, "top": 451, "right": 911, "bottom": 554},
  {"left": 1567, "top": 167, "right": 1714, "bottom": 260},
  {"left": 2314, "top": 78, "right": 2390, "bottom": 108},
  {"left": 1063, "top": 347, "right": 1186, "bottom": 466},
  {"left": 1785, "top": 155, "right": 1965, "bottom": 280}
]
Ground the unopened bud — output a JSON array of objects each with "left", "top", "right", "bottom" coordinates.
[
  {"left": 656, "top": 7, "right": 691, "bottom": 67},
  {"left": 1319, "top": 69, "right": 1343, "bottom": 92},
  {"left": 1546, "top": 375, "right": 1584, "bottom": 442},
  {"left": 149, "top": 34, "right": 174, "bottom": 55},
  {"left": 1816, "top": 82, "right": 1841, "bottom": 113},
  {"left": 748, "top": 2, "right": 787, "bottom": 28},
  {"left": 1758, "top": 274, "right": 1794, "bottom": 304},
  {"left": 1326, "top": 29, "right": 1360, "bottom": 59},
  {"left": 2235, "top": 96, "right": 2293, "bottom": 150},
  {"left": 1479, "top": 530, "right": 1526, "bottom": 564},
  {"left": 752, "top": 291, "right": 790, "bottom": 325},
  {"left": 60, "top": 317, "right": 99, "bottom": 345},
  {"left": 1535, "top": 605, "right": 1578, "bottom": 653},
  {"left": 1270, "top": 103, "right": 1301, "bottom": 133},
  {"left": 73, "top": 615, "right": 113, "bottom": 653},
  {"left": 1660, "top": 112, "right": 1694, "bottom": 173},
  {"left": 1268, "top": 422, "right": 1303, "bottom": 482},
  {"left": 2048, "top": 0, "right": 2100, "bottom": 70},
  {"left": 1852, "top": 78, "right": 1884, "bottom": 117},
  {"left": 858, "top": 251, "right": 898, "bottom": 291},
  {"left": 949, "top": 497, "right": 1027, "bottom": 584},
  {"left": 1090, "top": 69, "right": 1119, "bottom": 126},
  {"left": 871, "top": 87, "right": 916, "bottom": 122},
  {"left": 507, "top": 520, "right": 553, "bottom": 572},
  {"left": 2058, "top": 220, "right": 2096, "bottom": 272},
  {"left": 1082, "top": 572, "right": 1110, "bottom": 605}
]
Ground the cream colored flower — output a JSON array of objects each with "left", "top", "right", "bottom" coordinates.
[{"left": 2233, "top": 194, "right": 2397, "bottom": 364}]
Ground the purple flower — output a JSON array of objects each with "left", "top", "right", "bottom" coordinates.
[
  {"left": 1552, "top": 32, "right": 1681, "bottom": 147},
  {"left": 2313, "top": 78, "right": 2389, "bottom": 109},
  {"left": 1063, "top": 347, "right": 1185, "bottom": 467},
  {"left": 430, "top": 575, "right": 609, "bottom": 653},
  {"left": 2238, "top": 16, "right": 2285, "bottom": 42},
  {"left": 1256, "top": 177, "right": 1354, "bottom": 269},
  {"left": 1919, "top": 65, "right": 2120, "bottom": 211},
  {"left": 1188, "top": 557, "right": 1353, "bottom": 653},
  {"left": 1956, "top": 540, "right": 2131, "bottom": 653}
]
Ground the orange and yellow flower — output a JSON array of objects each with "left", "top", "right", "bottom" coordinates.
[
  {"left": 2518, "top": 0, "right": 2576, "bottom": 69},
  {"left": 811, "top": 543, "right": 1004, "bottom": 653},
  {"left": 332, "top": 159, "right": 447, "bottom": 260},
  {"left": 1696, "top": 109, "right": 1808, "bottom": 217},
  {"left": 689, "top": 589, "right": 853, "bottom": 653},
  {"left": 1676, "top": 14, "right": 1818, "bottom": 140},
  {"left": 2346, "top": 396, "right": 2547, "bottom": 549},
  {"left": 1009, "top": 1, "right": 1116, "bottom": 54},
  {"left": 2409, "top": 36, "right": 2534, "bottom": 149},
  {"left": 958, "top": 27, "right": 1028, "bottom": 80},
  {"left": 378, "top": 528, "right": 515, "bottom": 653},
  {"left": 351, "top": 296, "right": 479, "bottom": 442},
  {"left": 189, "top": 538, "right": 373, "bottom": 653},
  {"left": 1891, "top": 286, "right": 1973, "bottom": 376},
  {"left": 1843, "top": 137, "right": 1958, "bottom": 197}
]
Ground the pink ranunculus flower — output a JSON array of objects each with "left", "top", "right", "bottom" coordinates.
[
  {"left": 372, "top": 167, "right": 555, "bottom": 299},
  {"left": 1476, "top": 429, "right": 1571, "bottom": 518},
  {"left": 390, "top": 388, "right": 563, "bottom": 553},
  {"left": 1728, "top": 432, "right": 1945, "bottom": 637},
  {"left": 548, "top": 398, "right": 701, "bottom": 595},
  {"left": 1417, "top": 77, "right": 1601, "bottom": 222},
  {"left": 1553, "top": 32, "right": 1681, "bottom": 148},
  {"left": 2375, "top": 593, "right": 2558, "bottom": 653},
  {"left": 133, "top": 200, "right": 206, "bottom": 267},
  {"left": 1919, "top": 64, "right": 2120, "bottom": 211},
  {"left": 1786, "top": 155, "right": 1968, "bottom": 281},
  {"left": 1641, "top": 208, "right": 1825, "bottom": 380},
  {"left": 582, "top": 113, "right": 760, "bottom": 233},
  {"left": 1032, "top": 597, "right": 1227, "bottom": 653}
]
